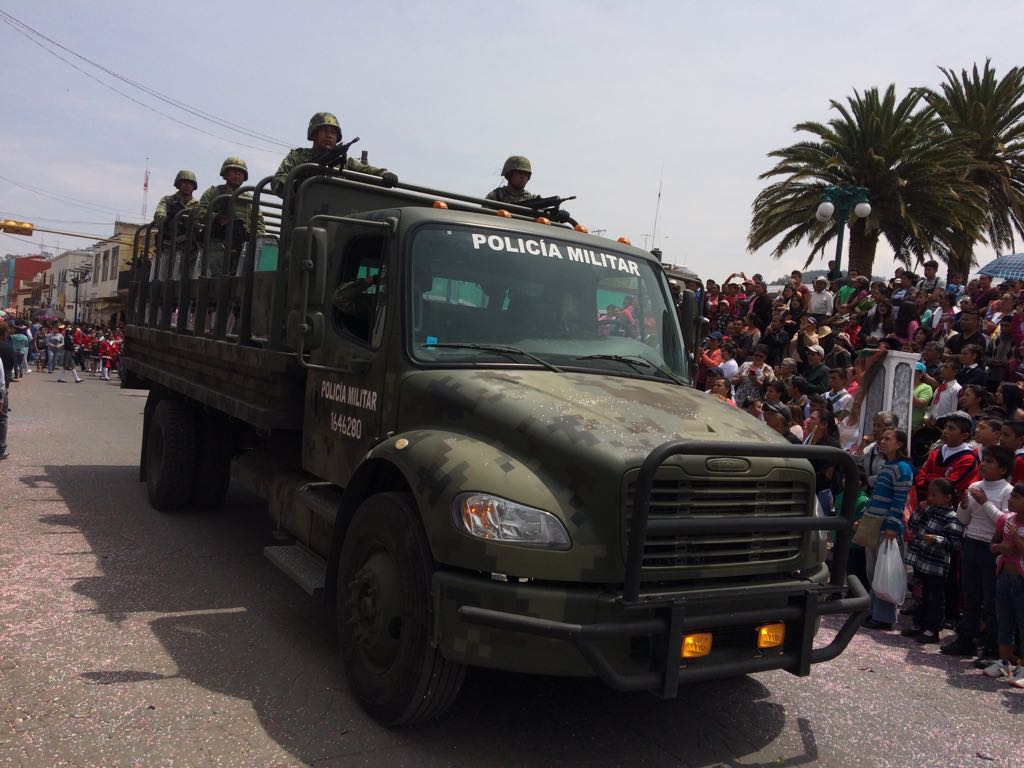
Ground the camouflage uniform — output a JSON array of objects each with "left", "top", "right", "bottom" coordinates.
[
  {"left": 271, "top": 148, "right": 389, "bottom": 197},
  {"left": 153, "top": 172, "right": 199, "bottom": 279},
  {"left": 485, "top": 155, "right": 539, "bottom": 204},
  {"left": 484, "top": 186, "right": 540, "bottom": 204},
  {"left": 194, "top": 184, "right": 265, "bottom": 277},
  {"left": 153, "top": 191, "right": 196, "bottom": 231},
  {"left": 332, "top": 277, "right": 379, "bottom": 339}
]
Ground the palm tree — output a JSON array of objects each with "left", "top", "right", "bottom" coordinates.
[
  {"left": 748, "top": 85, "right": 987, "bottom": 277},
  {"left": 922, "top": 61, "right": 1024, "bottom": 276}
]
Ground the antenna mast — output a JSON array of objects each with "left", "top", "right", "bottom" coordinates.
[
  {"left": 141, "top": 156, "right": 150, "bottom": 221},
  {"left": 651, "top": 165, "right": 664, "bottom": 245}
]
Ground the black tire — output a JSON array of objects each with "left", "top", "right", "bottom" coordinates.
[
  {"left": 336, "top": 492, "right": 465, "bottom": 725},
  {"left": 189, "top": 412, "right": 232, "bottom": 509},
  {"left": 145, "top": 399, "right": 197, "bottom": 511}
]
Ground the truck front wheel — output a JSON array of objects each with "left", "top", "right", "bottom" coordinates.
[
  {"left": 336, "top": 492, "right": 465, "bottom": 725},
  {"left": 145, "top": 399, "right": 197, "bottom": 511}
]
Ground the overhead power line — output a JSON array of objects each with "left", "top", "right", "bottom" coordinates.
[
  {"left": 0, "top": 210, "right": 112, "bottom": 225},
  {"left": 0, "top": 10, "right": 288, "bottom": 154},
  {"left": 0, "top": 173, "right": 127, "bottom": 216}
]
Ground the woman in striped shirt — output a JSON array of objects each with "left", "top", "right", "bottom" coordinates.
[{"left": 862, "top": 428, "right": 915, "bottom": 630}]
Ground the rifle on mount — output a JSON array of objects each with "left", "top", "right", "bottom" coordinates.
[
  {"left": 316, "top": 136, "right": 361, "bottom": 169},
  {"left": 515, "top": 194, "right": 578, "bottom": 226}
]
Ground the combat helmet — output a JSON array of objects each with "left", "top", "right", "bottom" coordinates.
[
  {"left": 307, "top": 112, "right": 341, "bottom": 141},
  {"left": 219, "top": 156, "right": 249, "bottom": 181},
  {"left": 173, "top": 170, "right": 197, "bottom": 189},
  {"left": 501, "top": 155, "right": 532, "bottom": 177}
]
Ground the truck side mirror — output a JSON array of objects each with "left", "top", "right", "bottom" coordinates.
[
  {"left": 288, "top": 226, "right": 328, "bottom": 307},
  {"left": 286, "top": 226, "right": 328, "bottom": 351},
  {"left": 679, "top": 289, "right": 700, "bottom": 352}
]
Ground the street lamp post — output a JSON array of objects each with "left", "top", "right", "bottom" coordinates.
[
  {"left": 68, "top": 267, "right": 90, "bottom": 325},
  {"left": 815, "top": 186, "right": 871, "bottom": 282}
]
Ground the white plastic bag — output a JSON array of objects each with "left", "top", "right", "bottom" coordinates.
[{"left": 872, "top": 538, "right": 907, "bottom": 606}]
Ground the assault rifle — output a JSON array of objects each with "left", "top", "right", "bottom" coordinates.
[
  {"left": 516, "top": 194, "right": 578, "bottom": 226},
  {"left": 316, "top": 136, "right": 361, "bottom": 169}
]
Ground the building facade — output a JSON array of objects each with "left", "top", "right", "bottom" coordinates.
[
  {"left": 82, "top": 221, "right": 136, "bottom": 326},
  {"left": 1, "top": 254, "right": 51, "bottom": 317},
  {"left": 50, "top": 247, "right": 97, "bottom": 322}
]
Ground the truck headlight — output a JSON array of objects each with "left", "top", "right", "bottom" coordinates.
[{"left": 453, "top": 493, "right": 571, "bottom": 550}]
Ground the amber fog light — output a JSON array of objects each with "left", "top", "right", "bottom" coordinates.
[
  {"left": 681, "top": 632, "right": 713, "bottom": 659},
  {"left": 757, "top": 623, "right": 786, "bottom": 649}
]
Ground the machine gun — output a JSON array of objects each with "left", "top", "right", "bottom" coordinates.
[
  {"left": 516, "top": 195, "right": 578, "bottom": 226},
  {"left": 316, "top": 136, "right": 361, "bottom": 169}
]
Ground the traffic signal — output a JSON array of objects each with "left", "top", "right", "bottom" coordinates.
[{"left": 1, "top": 220, "right": 33, "bottom": 235}]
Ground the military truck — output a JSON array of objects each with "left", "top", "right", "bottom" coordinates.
[{"left": 123, "top": 163, "right": 868, "bottom": 725}]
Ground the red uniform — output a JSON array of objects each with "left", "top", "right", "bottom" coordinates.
[{"left": 914, "top": 446, "right": 980, "bottom": 505}]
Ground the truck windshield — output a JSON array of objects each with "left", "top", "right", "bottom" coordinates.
[{"left": 408, "top": 224, "right": 688, "bottom": 382}]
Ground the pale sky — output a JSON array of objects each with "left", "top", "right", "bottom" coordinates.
[{"left": 2, "top": 1, "right": 1021, "bottom": 281}]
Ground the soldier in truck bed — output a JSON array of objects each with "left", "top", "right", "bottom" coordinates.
[
  {"left": 485, "top": 155, "right": 541, "bottom": 204},
  {"left": 194, "top": 156, "right": 265, "bottom": 276},
  {"left": 152, "top": 170, "right": 197, "bottom": 264},
  {"left": 271, "top": 112, "right": 398, "bottom": 198}
]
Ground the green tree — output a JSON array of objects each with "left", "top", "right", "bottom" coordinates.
[
  {"left": 922, "top": 61, "right": 1024, "bottom": 276},
  {"left": 748, "top": 85, "right": 987, "bottom": 277}
]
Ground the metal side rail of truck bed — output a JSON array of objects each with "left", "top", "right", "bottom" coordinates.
[{"left": 459, "top": 440, "right": 869, "bottom": 698}]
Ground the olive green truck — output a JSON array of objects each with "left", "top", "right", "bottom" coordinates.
[{"left": 123, "top": 164, "right": 868, "bottom": 725}]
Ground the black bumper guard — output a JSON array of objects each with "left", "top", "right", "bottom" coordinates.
[{"left": 458, "top": 440, "right": 869, "bottom": 697}]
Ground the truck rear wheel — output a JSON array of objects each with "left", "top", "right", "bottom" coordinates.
[
  {"left": 145, "top": 399, "right": 197, "bottom": 511},
  {"left": 336, "top": 492, "right": 465, "bottom": 725},
  {"left": 190, "top": 412, "right": 232, "bottom": 509}
]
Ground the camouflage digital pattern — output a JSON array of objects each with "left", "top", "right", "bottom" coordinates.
[
  {"left": 307, "top": 111, "right": 341, "bottom": 139},
  {"left": 354, "top": 368, "right": 821, "bottom": 673},
  {"left": 193, "top": 184, "right": 265, "bottom": 276},
  {"left": 331, "top": 277, "right": 376, "bottom": 320},
  {"left": 484, "top": 186, "right": 541, "bottom": 204},
  {"left": 153, "top": 192, "right": 196, "bottom": 230},
  {"left": 272, "top": 147, "right": 388, "bottom": 197}
]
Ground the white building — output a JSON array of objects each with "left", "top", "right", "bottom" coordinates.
[{"left": 50, "top": 247, "right": 97, "bottom": 322}]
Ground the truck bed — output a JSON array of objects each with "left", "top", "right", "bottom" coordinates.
[{"left": 124, "top": 325, "right": 305, "bottom": 430}]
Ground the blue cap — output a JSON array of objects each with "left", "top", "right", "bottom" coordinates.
[
  {"left": 708, "top": 331, "right": 724, "bottom": 340},
  {"left": 915, "top": 361, "right": 927, "bottom": 372}
]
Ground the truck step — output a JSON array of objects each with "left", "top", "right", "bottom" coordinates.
[{"left": 264, "top": 544, "right": 327, "bottom": 597}]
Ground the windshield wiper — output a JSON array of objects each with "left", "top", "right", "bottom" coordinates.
[
  {"left": 423, "top": 343, "right": 564, "bottom": 373},
  {"left": 576, "top": 354, "right": 686, "bottom": 385}
]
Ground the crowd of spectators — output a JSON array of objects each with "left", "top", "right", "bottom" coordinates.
[
  {"left": 0, "top": 312, "right": 123, "bottom": 461},
  {"left": 684, "top": 261, "right": 1024, "bottom": 687}
]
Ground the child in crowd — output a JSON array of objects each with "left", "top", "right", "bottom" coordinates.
[
  {"left": 972, "top": 416, "right": 1004, "bottom": 452},
  {"left": 915, "top": 411, "right": 980, "bottom": 507},
  {"left": 903, "top": 479, "right": 964, "bottom": 644},
  {"left": 982, "top": 482, "right": 1024, "bottom": 686},
  {"left": 942, "top": 445, "right": 1014, "bottom": 657},
  {"left": 999, "top": 420, "right": 1024, "bottom": 485}
]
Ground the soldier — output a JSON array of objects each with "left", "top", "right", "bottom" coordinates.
[
  {"left": 332, "top": 273, "right": 381, "bottom": 342},
  {"left": 152, "top": 170, "right": 198, "bottom": 275},
  {"left": 194, "top": 157, "right": 265, "bottom": 276},
  {"left": 271, "top": 112, "right": 398, "bottom": 198},
  {"left": 485, "top": 156, "right": 540, "bottom": 204}
]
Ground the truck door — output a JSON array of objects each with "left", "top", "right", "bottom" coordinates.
[{"left": 303, "top": 223, "right": 393, "bottom": 485}]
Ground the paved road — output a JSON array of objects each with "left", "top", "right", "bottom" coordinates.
[{"left": 1, "top": 369, "right": 1022, "bottom": 768}]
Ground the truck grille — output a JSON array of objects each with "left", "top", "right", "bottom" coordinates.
[{"left": 623, "top": 470, "right": 812, "bottom": 571}]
